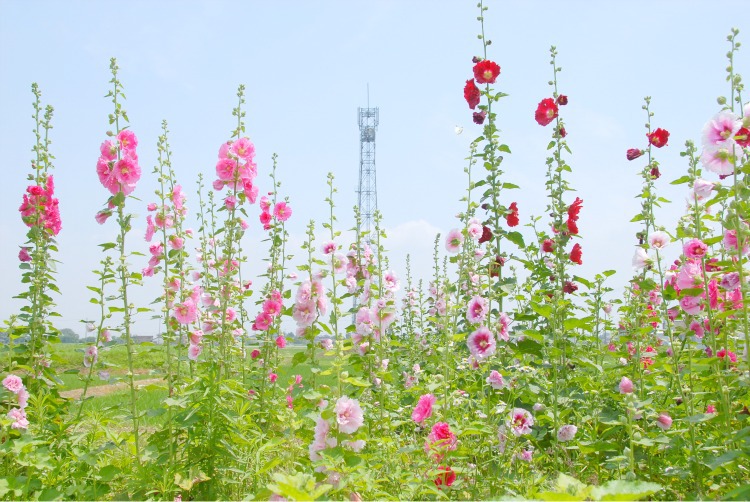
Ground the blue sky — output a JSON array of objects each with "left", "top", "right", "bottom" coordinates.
[{"left": 0, "top": 0, "right": 745, "bottom": 336}]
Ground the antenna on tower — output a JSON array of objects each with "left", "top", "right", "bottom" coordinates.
[{"left": 357, "top": 88, "right": 379, "bottom": 245}]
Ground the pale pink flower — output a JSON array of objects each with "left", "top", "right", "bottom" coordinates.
[
  {"left": 101, "top": 329, "right": 112, "bottom": 343},
  {"left": 320, "top": 338, "right": 334, "bottom": 350},
  {"left": 724, "top": 229, "right": 750, "bottom": 254},
  {"left": 188, "top": 343, "right": 202, "bottom": 361},
  {"left": 445, "top": 228, "right": 463, "bottom": 253},
  {"left": 274, "top": 201, "right": 292, "bottom": 222},
  {"left": 486, "top": 370, "right": 504, "bottom": 389},
  {"left": 648, "top": 231, "right": 669, "bottom": 249},
  {"left": 497, "top": 312, "right": 511, "bottom": 341},
  {"left": 2, "top": 375, "right": 23, "bottom": 394},
  {"left": 702, "top": 111, "right": 740, "bottom": 148},
  {"left": 518, "top": 449, "right": 533, "bottom": 462},
  {"left": 335, "top": 396, "right": 364, "bottom": 434},
  {"left": 683, "top": 238, "right": 708, "bottom": 259},
  {"left": 169, "top": 235, "right": 184, "bottom": 250},
  {"left": 507, "top": 408, "right": 534, "bottom": 436},
  {"left": 676, "top": 260, "right": 703, "bottom": 290},
  {"left": 693, "top": 179, "right": 715, "bottom": 200},
  {"left": 557, "top": 424, "right": 578, "bottom": 442},
  {"left": 17, "top": 388, "right": 29, "bottom": 409},
  {"left": 680, "top": 295, "right": 703, "bottom": 315},
  {"left": 466, "top": 295, "right": 488, "bottom": 324},
  {"left": 701, "top": 144, "right": 736, "bottom": 175},
  {"left": 632, "top": 248, "right": 651, "bottom": 270},
  {"left": 412, "top": 394, "right": 437, "bottom": 423},
  {"left": 8, "top": 408, "right": 29, "bottom": 430},
  {"left": 189, "top": 330, "right": 204, "bottom": 345},
  {"left": 467, "top": 326, "right": 496, "bottom": 360},
  {"left": 173, "top": 299, "right": 198, "bottom": 325},
  {"left": 230, "top": 137, "right": 255, "bottom": 161},
  {"left": 656, "top": 413, "right": 672, "bottom": 431},
  {"left": 293, "top": 299, "right": 317, "bottom": 327},
  {"left": 603, "top": 303, "right": 613, "bottom": 314},
  {"left": 95, "top": 210, "right": 111, "bottom": 224},
  {"left": 467, "top": 221, "right": 483, "bottom": 241},
  {"left": 342, "top": 439, "right": 366, "bottom": 452},
  {"left": 83, "top": 345, "right": 98, "bottom": 368},
  {"left": 383, "top": 270, "right": 400, "bottom": 292},
  {"left": 619, "top": 376, "right": 634, "bottom": 394}
]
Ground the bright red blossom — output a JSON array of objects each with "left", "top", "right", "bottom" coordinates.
[
  {"left": 535, "top": 98, "right": 559, "bottom": 126},
  {"left": 434, "top": 466, "right": 456, "bottom": 488},
  {"left": 570, "top": 243, "right": 583, "bottom": 265},
  {"left": 647, "top": 128, "right": 670, "bottom": 148},
  {"left": 506, "top": 202, "right": 519, "bottom": 227},
  {"left": 463, "top": 79, "right": 480, "bottom": 109},
  {"left": 473, "top": 59, "right": 501, "bottom": 84}
]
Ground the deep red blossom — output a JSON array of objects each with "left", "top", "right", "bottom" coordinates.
[
  {"left": 563, "top": 281, "right": 578, "bottom": 294},
  {"left": 489, "top": 255, "right": 506, "bottom": 277},
  {"left": 464, "top": 79, "right": 481, "bottom": 109},
  {"left": 535, "top": 98, "right": 559, "bottom": 126},
  {"left": 558, "top": 126, "right": 567, "bottom": 138},
  {"left": 647, "top": 128, "right": 670, "bottom": 148},
  {"left": 627, "top": 148, "right": 644, "bottom": 161},
  {"left": 478, "top": 225, "right": 493, "bottom": 244},
  {"left": 473, "top": 110, "right": 487, "bottom": 124},
  {"left": 473, "top": 60, "right": 501, "bottom": 84},
  {"left": 569, "top": 243, "right": 583, "bottom": 265},
  {"left": 506, "top": 202, "right": 519, "bottom": 227},
  {"left": 434, "top": 466, "right": 456, "bottom": 488},
  {"left": 542, "top": 239, "right": 554, "bottom": 253},
  {"left": 556, "top": 95, "right": 568, "bottom": 106},
  {"left": 650, "top": 166, "right": 661, "bottom": 179},
  {"left": 736, "top": 127, "right": 750, "bottom": 147}
]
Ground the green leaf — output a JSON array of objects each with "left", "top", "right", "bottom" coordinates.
[
  {"left": 590, "top": 480, "right": 663, "bottom": 500},
  {"left": 670, "top": 175, "right": 692, "bottom": 185},
  {"left": 506, "top": 231, "right": 525, "bottom": 248}
]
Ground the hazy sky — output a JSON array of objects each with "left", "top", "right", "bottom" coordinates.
[{"left": 0, "top": 1, "right": 745, "bottom": 336}]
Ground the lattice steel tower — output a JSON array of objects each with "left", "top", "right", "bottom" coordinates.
[{"left": 357, "top": 94, "right": 379, "bottom": 243}]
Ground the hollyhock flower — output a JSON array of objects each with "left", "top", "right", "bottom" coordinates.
[
  {"left": 627, "top": 148, "right": 644, "bottom": 161},
  {"left": 18, "top": 248, "right": 31, "bottom": 262},
  {"left": 473, "top": 110, "right": 487, "bottom": 125},
  {"left": 168, "top": 235, "right": 184, "bottom": 250},
  {"left": 569, "top": 243, "right": 582, "bottom": 265},
  {"left": 17, "top": 389, "right": 29, "bottom": 409},
  {"left": 8, "top": 408, "right": 29, "bottom": 430},
  {"left": 383, "top": 270, "right": 400, "bottom": 291},
  {"left": 101, "top": 329, "right": 112, "bottom": 343},
  {"left": 275, "top": 335, "right": 286, "bottom": 348},
  {"left": 100, "top": 139, "right": 118, "bottom": 160},
  {"left": 95, "top": 210, "right": 111, "bottom": 225},
  {"left": 268, "top": 373, "right": 278, "bottom": 383},
  {"left": 263, "top": 298, "right": 282, "bottom": 317},
  {"left": 467, "top": 326, "right": 496, "bottom": 360},
  {"left": 656, "top": 413, "right": 672, "bottom": 431},
  {"left": 117, "top": 129, "right": 138, "bottom": 152},
  {"left": 321, "top": 241, "right": 337, "bottom": 255},
  {"left": 701, "top": 144, "right": 736, "bottom": 175},
  {"left": 2, "top": 375, "right": 23, "bottom": 394},
  {"left": 478, "top": 225, "right": 493, "bottom": 244},
  {"left": 251, "top": 349, "right": 261, "bottom": 359},
  {"left": 706, "top": 404, "right": 717, "bottom": 414},
  {"left": 680, "top": 295, "right": 703, "bottom": 315},
  {"left": 676, "top": 260, "right": 703, "bottom": 290},
  {"left": 412, "top": 393, "right": 437, "bottom": 423},
  {"left": 689, "top": 320, "right": 705, "bottom": 339},
  {"left": 558, "top": 125, "right": 567, "bottom": 138},
  {"left": 702, "top": 111, "right": 740, "bottom": 147},
  {"left": 557, "top": 424, "right": 578, "bottom": 442},
  {"left": 292, "top": 300, "right": 317, "bottom": 328},
  {"left": 632, "top": 248, "right": 651, "bottom": 270},
  {"left": 173, "top": 299, "right": 198, "bottom": 325},
  {"left": 486, "top": 370, "right": 505, "bottom": 389},
  {"left": 563, "top": 281, "right": 578, "bottom": 294},
  {"left": 736, "top": 126, "right": 750, "bottom": 147},
  {"left": 507, "top": 408, "right": 534, "bottom": 436},
  {"left": 603, "top": 303, "right": 613, "bottom": 314},
  {"left": 683, "top": 238, "right": 708, "bottom": 258},
  {"left": 497, "top": 312, "right": 511, "bottom": 341},
  {"left": 253, "top": 311, "right": 273, "bottom": 331},
  {"left": 273, "top": 202, "right": 292, "bottom": 222},
  {"left": 445, "top": 228, "right": 464, "bottom": 253},
  {"left": 648, "top": 231, "right": 669, "bottom": 249},
  {"left": 723, "top": 229, "right": 750, "bottom": 254},
  {"left": 540, "top": 239, "right": 554, "bottom": 253},
  {"left": 557, "top": 94, "right": 568, "bottom": 106},
  {"left": 693, "top": 178, "right": 715, "bottom": 200},
  {"left": 619, "top": 376, "right": 634, "bottom": 394},
  {"left": 321, "top": 338, "right": 334, "bottom": 351},
  {"left": 535, "top": 98, "right": 558, "bottom": 126},
  {"left": 466, "top": 295, "right": 488, "bottom": 324},
  {"left": 335, "top": 396, "right": 364, "bottom": 434},
  {"left": 473, "top": 59, "right": 501, "bottom": 84},
  {"left": 720, "top": 272, "right": 741, "bottom": 290},
  {"left": 113, "top": 156, "right": 141, "bottom": 185},
  {"left": 567, "top": 197, "right": 583, "bottom": 221},
  {"left": 505, "top": 202, "right": 519, "bottom": 227},
  {"left": 188, "top": 343, "right": 202, "bottom": 361},
  {"left": 464, "top": 79, "right": 481, "bottom": 109},
  {"left": 717, "top": 348, "right": 738, "bottom": 363},
  {"left": 426, "top": 422, "right": 458, "bottom": 456},
  {"left": 83, "top": 345, "right": 98, "bottom": 368},
  {"left": 434, "top": 466, "right": 456, "bottom": 488},
  {"left": 647, "top": 128, "right": 669, "bottom": 148}
]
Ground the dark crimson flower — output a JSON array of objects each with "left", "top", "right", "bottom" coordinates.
[
  {"left": 558, "top": 126, "right": 567, "bottom": 138},
  {"left": 505, "top": 202, "right": 519, "bottom": 227},
  {"left": 464, "top": 79, "right": 481, "bottom": 110},
  {"left": 473, "top": 110, "right": 487, "bottom": 124},
  {"left": 647, "top": 128, "right": 670, "bottom": 148},
  {"left": 535, "top": 98, "right": 559, "bottom": 126},
  {"left": 434, "top": 465, "right": 456, "bottom": 488},
  {"left": 650, "top": 166, "right": 661, "bottom": 179},
  {"left": 473, "top": 59, "right": 501, "bottom": 84},
  {"left": 472, "top": 56, "right": 481, "bottom": 64},
  {"left": 489, "top": 255, "right": 506, "bottom": 277},
  {"left": 481, "top": 203, "right": 489, "bottom": 210},
  {"left": 569, "top": 243, "right": 582, "bottom": 265},
  {"left": 735, "top": 127, "right": 750, "bottom": 148},
  {"left": 556, "top": 95, "right": 568, "bottom": 106},
  {"left": 542, "top": 239, "right": 554, "bottom": 253},
  {"left": 563, "top": 281, "right": 578, "bottom": 294},
  {"left": 478, "top": 225, "right": 493, "bottom": 244},
  {"left": 626, "top": 148, "right": 644, "bottom": 161}
]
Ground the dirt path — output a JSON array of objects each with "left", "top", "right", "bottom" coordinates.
[{"left": 61, "top": 378, "right": 165, "bottom": 399}]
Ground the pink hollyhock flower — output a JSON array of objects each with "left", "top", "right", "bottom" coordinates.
[
  {"left": 717, "top": 348, "right": 738, "bottom": 363},
  {"left": 321, "top": 338, "right": 334, "bottom": 351},
  {"left": 230, "top": 137, "right": 255, "bottom": 161},
  {"left": 648, "top": 231, "right": 669, "bottom": 249},
  {"left": 189, "top": 330, "right": 204, "bottom": 345},
  {"left": 701, "top": 144, "right": 736, "bottom": 175},
  {"left": 518, "top": 449, "right": 534, "bottom": 462},
  {"left": 486, "top": 370, "right": 505, "bottom": 389},
  {"left": 95, "top": 210, "right": 111, "bottom": 225},
  {"left": 275, "top": 335, "right": 286, "bottom": 348},
  {"left": 335, "top": 396, "right": 364, "bottom": 434},
  {"left": 426, "top": 422, "right": 457, "bottom": 456},
  {"left": 101, "top": 329, "right": 112, "bottom": 343},
  {"left": 647, "top": 128, "right": 669, "bottom": 148},
  {"left": 693, "top": 179, "right": 715, "bottom": 200},
  {"left": 342, "top": 439, "right": 366, "bottom": 452},
  {"left": 2, "top": 375, "right": 23, "bottom": 394},
  {"left": 603, "top": 303, "right": 613, "bottom": 314},
  {"left": 557, "top": 424, "right": 578, "bottom": 442},
  {"left": 683, "top": 238, "right": 708, "bottom": 258},
  {"left": 251, "top": 349, "right": 261, "bottom": 359},
  {"left": 168, "top": 235, "right": 184, "bottom": 250},
  {"left": 224, "top": 195, "right": 237, "bottom": 210},
  {"left": 497, "top": 312, "right": 511, "bottom": 341},
  {"left": 702, "top": 111, "right": 740, "bottom": 147},
  {"left": 188, "top": 343, "right": 202, "bottom": 361},
  {"left": 632, "top": 248, "right": 651, "bottom": 270},
  {"left": 445, "top": 228, "right": 464, "bottom": 253},
  {"left": 723, "top": 229, "right": 750, "bottom": 254},
  {"left": 83, "top": 345, "right": 98, "bottom": 368},
  {"left": 273, "top": 201, "right": 292, "bottom": 222},
  {"left": 535, "top": 98, "right": 558, "bottom": 126},
  {"left": 174, "top": 299, "right": 198, "bottom": 325},
  {"left": 263, "top": 298, "right": 282, "bottom": 317},
  {"left": 464, "top": 79, "right": 481, "bottom": 109},
  {"left": 689, "top": 320, "right": 705, "bottom": 339},
  {"left": 269, "top": 373, "right": 278, "bottom": 383},
  {"left": 412, "top": 393, "right": 437, "bottom": 423},
  {"left": 253, "top": 311, "right": 273, "bottom": 331},
  {"left": 676, "top": 260, "right": 703, "bottom": 290},
  {"left": 17, "top": 388, "right": 29, "bottom": 409},
  {"left": 619, "top": 376, "right": 634, "bottom": 394},
  {"left": 656, "top": 413, "right": 672, "bottom": 431},
  {"left": 100, "top": 139, "right": 118, "bottom": 160},
  {"left": 434, "top": 466, "right": 456, "bottom": 488},
  {"left": 8, "top": 408, "right": 29, "bottom": 430},
  {"left": 117, "top": 129, "right": 138, "bottom": 152},
  {"left": 706, "top": 404, "right": 717, "bottom": 414},
  {"left": 680, "top": 295, "right": 703, "bottom": 315},
  {"left": 466, "top": 295, "right": 488, "bottom": 324},
  {"left": 383, "top": 270, "right": 400, "bottom": 291},
  {"left": 18, "top": 248, "right": 31, "bottom": 262},
  {"left": 113, "top": 156, "right": 141, "bottom": 185},
  {"left": 720, "top": 272, "right": 741, "bottom": 290},
  {"left": 473, "top": 59, "right": 501, "bottom": 84},
  {"left": 321, "top": 241, "right": 337, "bottom": 254},
  {"left": 467, "top": 326, "right": 496, "bottom": 360},
  {"left": 507, "top": 408, "right": 534, "bottom": 436}
]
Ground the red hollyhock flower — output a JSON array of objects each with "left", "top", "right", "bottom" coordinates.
[
  {"left": 647, "top": 128, "right": 669, "bottom": 148},
  {"left": 626, "top": 148, "right": 644, "bottom": 161},
  {"left": 735, "top": 127, "right": 750, "bottom": 148},
  {"left": 569, "top": 243, "right": 583, "bottom": 265},
  {"left": 434, "top": 466, "right": 456, "bottom": 488},
  {"left": 489, "top": 255, "right": 505, "bottom": 277},
  {"left": 478, "top": 225, "right": 493, "bottom": 244},
  {"left": 473, "top": 60, "right": 501, "bottom": 84},
  {"left": 556, "top": 95, "right": 568, "bottom": 105},
  {"left": 558, "top": 126, "right": 567, "bottom": 138},
  {"left": 535, "top": 98, "right": 558, "bottom": 126},
  {"left": 650, "top": 166, "right": 661, "bottom": 179},
  {"left": 566, "top": 218, "right": 578, "bottom": 235},
  {"left": 505, "top": 202, "right": 519, "bottom": 227},
  {"left": 542, "top": 239, "right": 554, "bottom": 253},
  {"left": 567, "top": 197, "right": 583, "bottom": 221},
  {"left": 473, "top": 110, "right": 487, "bottom": 124},
  {"left": 563, "top": 281, "right": 578, "bottom": 294},
  {"left": 464, "top": 79, "right": 481, "bottom": 110}
]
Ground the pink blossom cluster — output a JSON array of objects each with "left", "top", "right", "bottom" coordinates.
[
  {"left": 343, "top": 244, "right": 375, "bottom": 294},
  {"left": 252, "top": 289, "right": 283, "bottom": 332},
  {"left": 96, "top": 130, "right": 141, "bottom": 196},
  {"left": 427, "top": 282, "right": 447, "bottom": 318},
  {"left": 213, "top": 137, "right": 258, "bottom": 199},
  {"left": 259, "top": 196, "right": 292, "bottom": 230},
  {"left": 3, "top": 374, "right": 30, "bottom": 430},
  {"left": 700, "top": 108, "right": 750, "bottom": 176},
  {"left": 19, "top": 174, "right": 61, "bottom": 236},
  {"left": 292, "top": 280, "right": 326, "bottom": 336}
]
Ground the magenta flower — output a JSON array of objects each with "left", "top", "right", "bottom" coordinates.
[
  {"left": 412, "top": 393, "right": 437, "bottom": 423},
  {"left": 467, "top": 327, "right": 496, "bottom": 361},
  {"left": 466, "top": 295, "right": 488, "bottom": 324},
  {"left": 335, "top": 396, "right": 364, "bottom": 434},
  {"left": 557, "top": 424, "right": 578, "bottom": 442},
  {"left": 18, "top": 248, "right": 32, "bottom": 262},
  {"left": 275, "top": 335, "right": 287, "bottom": 348},
  {"left": 486, "top": 370, "right": 505, "bottom": 389},
  {"left": 683, "top": 238, "right": 708, "bottom": 259},
  {"left": 507, "top": 408, "right": 534, "bottom": 436},
  {"left": 274, "top": 201, "right": 292, "bottom": 222},
  {"left": 425, "top": 422, "right": 457, "bottom": 459},
  {"left": 113, "top": 156, "right": 141, "bottom": 186},
  {"left": 2, "top": 375, "right": 24, "bottom": 394}
]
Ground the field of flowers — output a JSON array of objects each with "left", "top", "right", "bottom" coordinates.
[{"left": 2, "top": 2, "right": 750, "bottom": 500}]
